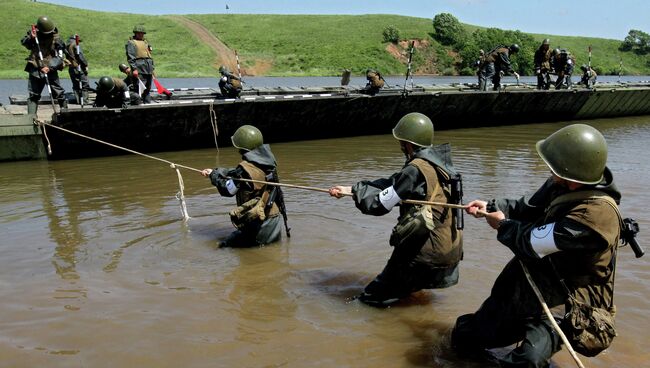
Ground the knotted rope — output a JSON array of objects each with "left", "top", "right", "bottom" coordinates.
[
  {"left": 39, "top": 121, "right": 201, "bottom": 222},
  {"left": 208, "top": 101, "right": 219, "bottom": 151}
]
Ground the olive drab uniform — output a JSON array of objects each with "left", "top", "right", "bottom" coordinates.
[
  {"left": 580, "top": 66, "right": 597, "bottom": 89},
  {"left": 479, "top": 46, "right": 515, "bottom": 91},
  {"left": 126, "top": 37, "right": 154, "bottom": 103},
  {"left": 534, "top": 45, "right": 553, "bottom": 90},
  {"left": 218, "top": 71, "right": 242, "bottom": 98},
  {"left": 361, "top": 69, "right": 385, "bottom": 95},
  {"left": 21, "top": 28, "right": 67, "bottom": 114},
  {"left": 93, "top": 78, "right": 130, "bottom": 109},
  {"left": 452, "top": 169, "right": 621, "bottom": 367},
  {"left": 64, "top": 36, "right": 90, "bottom": 104},
  {"left": 551, "top": 49, "right": 576, "bottom": 89},
  {"left": 352, "top": 145, "right": 463, "bottom": 306},
  {"left": 208, "top": 144, "right": 285, "bottom": 247}
]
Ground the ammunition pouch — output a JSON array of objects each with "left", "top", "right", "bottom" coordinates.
[
  {"left": 389, "top": 205, "right": 434, "bottom": 252},
  {"left": 229, "top": 196, "right": 266, "bottom": 229},
  {"left": 561, "top": 297, "right": 617, "bottom": 357}
]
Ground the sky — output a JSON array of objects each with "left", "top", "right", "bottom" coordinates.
[{"left": 40, "top": 0, "right": 649, "bottom": 40}]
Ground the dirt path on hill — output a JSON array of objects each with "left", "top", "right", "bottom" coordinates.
[{"left": 167, "top": 15, "right": 270, "bottom": 76}]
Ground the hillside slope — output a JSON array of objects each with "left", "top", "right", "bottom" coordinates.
[{"left": 1, "top": 0, "right": 647, "bottom": 78}]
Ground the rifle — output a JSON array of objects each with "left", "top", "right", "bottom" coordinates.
[
  {"left": 32, "top": 24, "right": 57, "bottom": 113},
  {"left": 622, "top": 218, "right": 644, "bottom": 258},
  {"left": 74, "top": 34, "right": 84, "bottom": 107},
  {"left": 264, "top": 171, "right": 291, "bottom": 237},
  {"left": 402, "top": 41, "right": 415, "bottom": 95}
]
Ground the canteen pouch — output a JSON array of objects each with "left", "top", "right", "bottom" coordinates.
[
  {"left": 389, "top": 205, "right": 434, "bottom": 250},
  {"left": 229, "top": 197, "right": 266, "bottom": 229},
  {"left": 561, "top": 296, "right": 617, "bottom": 357}
]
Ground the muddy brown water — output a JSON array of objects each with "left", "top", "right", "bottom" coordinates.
[{"left": 0, "top": 117, "right": 648, "bottom": 367}]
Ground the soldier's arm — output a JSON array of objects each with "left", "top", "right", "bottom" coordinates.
[
  {"left": 20, "top": 30, "right": 34, "bottom": 49},
  {"left": 490, "top": 177, "right": 554, "bottom": 221},
  {"left": 125, "top": 41, "right": 137, "bottom": 69},
  {"left": 209, "top": 166, "right": 250, "bottom": 197},
  {"left": 352, "top": 165, "right": 420, "bottom": 216},
  {"left": 496, "top": 215, "right": 609, "bottom": 260}
]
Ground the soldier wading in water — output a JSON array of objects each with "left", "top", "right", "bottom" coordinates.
[
  {"left": 453, "top": 124, "right": 624, "bottom": 367},
  {"left": 330, "top": 112, "right": 464, "bottom": 307},
  {"left": 201, "top": 125, "right": 289, "bottom": 247}
]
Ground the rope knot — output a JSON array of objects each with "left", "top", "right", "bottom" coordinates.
[{"left": 170, "top": 163, "right": 177, "bottom": 169}]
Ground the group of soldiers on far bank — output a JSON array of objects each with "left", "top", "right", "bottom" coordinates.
[
  {"left": 21, "top": 16, "right": 162, "bottom": 113},
  {"left": 474, "top": 39, "right": 598, "bottom": 91}
]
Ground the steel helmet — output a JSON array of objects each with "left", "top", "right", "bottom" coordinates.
[
  {"left": 392, "top": 112, "right": 434, "bottom": 147},
  {"left": 219, "top": 65, "right": 230, "bottom": 75},
  {"left": 96, "top": 76, "right": 115, "bottom": 93},
  {"left": 580, "top": 64, "right": 588, "bottom": 71},
  {"left": 36, "top": 16, "right": 56, "bottom": 34},
  {"left": 509, "top": 44, "right": 520, "bottom": 53},
  {"left": 552, "top": 48, "right": 561, "bottom": 56},
  {"left": 231, "top": 125, "right": 263, "bottom": 151},
  {"left": 118, "top": 63, "right": 129, "bottom": 73},
  {"left": 536, "top": 124, "right": 608, "bottom": 184},
  {"left": 133, "top": 25, "right": 146, "bottom": 34},
  {"left": 542, "top": 38, "right": 550, "bottom": 46}
]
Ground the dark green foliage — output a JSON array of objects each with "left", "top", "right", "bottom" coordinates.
[
  {"left": 619, "top": 29, "right": 650, "bottom": 55},
  {"left": 432, "top": 13, "right": 466, "bottom": 46},
  {"left": 382, "top": 25, "right": 400, "bottom": 43},
  {"left": 456, "top": 28, "right": 536, "bottom": 74}
]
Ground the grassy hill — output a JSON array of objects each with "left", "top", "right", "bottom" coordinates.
[{"left": 1, "top": 0, "right": 648, "bottom": 79}]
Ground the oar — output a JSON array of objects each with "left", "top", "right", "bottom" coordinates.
[{"left": 232, "top": 177, "right": 468, "bottom": 209}]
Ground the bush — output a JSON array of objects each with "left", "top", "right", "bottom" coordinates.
[
  {"left": 382, "top": 25, "right": 400, "bottom": 43},
  {"left": 432, "top": 13, "right": 466, "bottom": 46}
]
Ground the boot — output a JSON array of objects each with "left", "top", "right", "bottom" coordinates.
[
  {"left": 59, "top": 99, "right": 68, "bottom": 110},
  {"left": 27, "top": 100, "right": 38, "bottom": 115},
  {"left": 82, "top": 90, "right": 89, "bottom": 105}
]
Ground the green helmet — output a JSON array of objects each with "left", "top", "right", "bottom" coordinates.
[
  {"left": 231, "top": 125, "right": 263, "bottom": 151},
  {"left": 133, "top": 25, "right": 146, "bottom": 34},
  {"left": 96, "top": 76, "right": 115, "bottom": 93},
  {"left": 509, "top": 44, "right": 520, "bottom": 53},
  {"left": 36, "top": 16, "right": 56, "bottom": 34},
  {"left": 536, "top": 124, "right": 607, "bottom": 184},
  {"left": 392, "top": 112, "right": 434, "bottom": 147},
  {"left": 119, "top": 63, "right": 129, "bottom": 73},
  {"left": 542, "top": 38, "right": 550, "bottom": 46},
  {"left": 219, "top": 65, "right": 230, "bottom": 75}
]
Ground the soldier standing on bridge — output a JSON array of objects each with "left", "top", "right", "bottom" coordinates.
[
  {"left": 478, "top": 44, "right": 520, "bottom": 91},
  {"left": 21, "top": 16, "right": 67, "bottom": 114},
  {"left": 126, "top": 25, "right": 154, "bottom": 103},
  {"left": 64, "top": 34, "right": 90, "bottom": 105}
]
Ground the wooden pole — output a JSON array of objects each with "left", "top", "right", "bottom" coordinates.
[
  {"left": 518, "top": 260, "right": 586, "bottom": 368},
  {"left": 232, "top": 177, "right": 468, "bottom": 209}
]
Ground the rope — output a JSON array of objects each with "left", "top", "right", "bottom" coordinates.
[
  {"left": 34, "top": 118, "right": 52, "bottom": 155},
  {"left": 171, "top": 164, "right": 191, "bottom": 222},
  {"left": 208, "top": 101, "right": 219, "bottom": 151},
  {"left": 519, "top": 260, "right": 586, "bottom": 368},
  {"left": 40, "top": 121, "right": 201, "bottom": 221},
  {"left": 233, "top": 177, "right": 468, "bottom": 209}
]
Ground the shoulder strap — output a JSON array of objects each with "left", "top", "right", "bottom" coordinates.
[{"left": 408, "top": 158, "right": 437, "bottom": 201}]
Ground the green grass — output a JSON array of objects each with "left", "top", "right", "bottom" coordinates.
[
  {"left": 0, "top": 0, "right": 648, "bottom": 78},
  {"left": 0, "top": 0, "right": 215, "bottom": 79},
  {"left": 528, "top": 34, "right": 648, "bottom": 75},
  {"left": 186, "top": 13, "right": 439, "bottom": 76}
]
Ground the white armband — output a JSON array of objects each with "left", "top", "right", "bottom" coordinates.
[
  {"left": 379, "top": 186, "right": 401, "bottom": 210},
  {"left": 124, "top": 91, "right": 130, "bottom": 99},
  {"left": 225, "top": 179, "right": 238, "bottom": 195},
  {"left": 530, "top": 222, "right": 561, "bottom": 258}
]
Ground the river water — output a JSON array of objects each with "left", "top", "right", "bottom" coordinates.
[{"left": 1, "top": 81, "right": 649, "bottom": 366}]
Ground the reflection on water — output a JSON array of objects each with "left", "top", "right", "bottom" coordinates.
[{"left": 0, "top": 116, "right": 648, "bottom": 367}]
